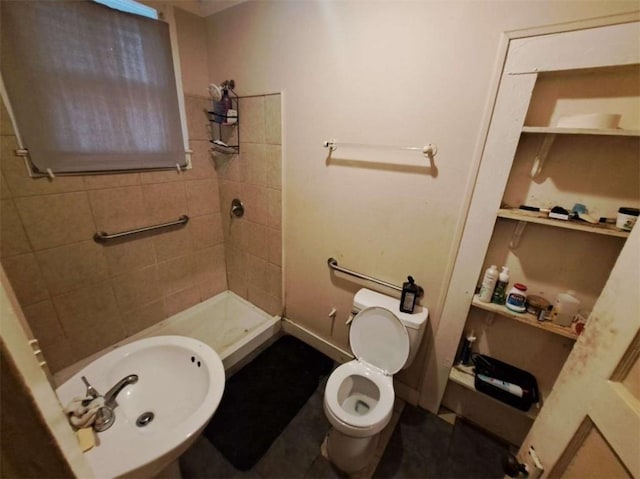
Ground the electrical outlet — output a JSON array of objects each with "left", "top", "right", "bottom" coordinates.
[{"left": 518, "top": 446, "right": 544, "bottom": 479}]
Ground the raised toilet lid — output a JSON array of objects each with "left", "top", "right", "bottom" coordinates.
[{"left": 350, "top": 306, "right": 409, "bottom": 374}]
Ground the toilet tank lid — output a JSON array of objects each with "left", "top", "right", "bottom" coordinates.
[{"left": 353, "top": 288, "right": 428, "bottom": 330}]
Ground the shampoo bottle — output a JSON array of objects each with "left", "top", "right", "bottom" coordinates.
[
  {"left": 478, "top": 265, "right": 499, "bottom": 303},
  {"left": 491, "top": 266, "right": 510, "bottom": 305}
]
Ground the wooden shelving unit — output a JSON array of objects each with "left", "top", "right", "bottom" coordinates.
[
  {"left": 471, "top": 295, "right": 578, "bottom": 340},
  {"left": 497, "top": 209, "right": 630, "bottom": 239},
  {"left": 522, "top": 126, "right": 640, "bottom": 137}
]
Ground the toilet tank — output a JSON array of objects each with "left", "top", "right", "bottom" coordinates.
[{"left": 352, "top": 288, "right": 429, "bottom": 368}]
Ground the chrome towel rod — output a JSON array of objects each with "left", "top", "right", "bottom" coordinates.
[
  {"left": 323, "top": 139, "right": 437, "bottom": 159},
  {"left": 94, "top": 215, "right": 189, "bottom": 243},
  {"left": 327, "top": 257, "right": 424, "bottom": 297}
]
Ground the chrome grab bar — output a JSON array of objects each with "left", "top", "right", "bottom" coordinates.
[
  {"left": 327, "top": 257, "right": 424, "bottom": 297},
  {"left": 93, "top": 215, "right": 189, "bottom": 243}
]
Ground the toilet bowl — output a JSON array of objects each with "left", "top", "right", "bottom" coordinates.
[{"left": 323, "top": 290, "right": 429, "bottom": 473}]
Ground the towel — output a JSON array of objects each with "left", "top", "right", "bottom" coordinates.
[{"left": 64, "top": 396, "right": 105, "bottom": 429}]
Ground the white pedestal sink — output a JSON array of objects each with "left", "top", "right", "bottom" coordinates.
[{"left": 56, "top": 336, "right": 225, "bottom": 479}]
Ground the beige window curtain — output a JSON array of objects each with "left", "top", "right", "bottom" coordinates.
[{"left": 1, "top": 0, "right": 187, "bottom": 174}]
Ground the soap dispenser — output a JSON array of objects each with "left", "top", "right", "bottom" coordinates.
[{"left": 400, "top": 276, "right": 418, "bottom": 313}]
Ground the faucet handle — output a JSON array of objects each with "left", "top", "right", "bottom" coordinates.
[{"left": 81, "top": 376, "right": 100, "bottom": 399}]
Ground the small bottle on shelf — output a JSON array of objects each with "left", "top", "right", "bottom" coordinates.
[
  {"left": 491, "top": 266, "right": 510, "bottom": 305},
  {"left": 478, "top": 265, "right": 499, "bottom": 303}
]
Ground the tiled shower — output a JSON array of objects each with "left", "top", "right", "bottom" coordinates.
[{"left": 0, "top": 92, "right": 282, "bottom": 373}]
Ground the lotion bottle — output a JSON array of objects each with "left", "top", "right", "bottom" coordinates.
[
  {"left": 491, "top": 266, "right": 510, "bottom": 305},
  {"left": 478, "top": 265, "right": 499, "bottom": 303}
]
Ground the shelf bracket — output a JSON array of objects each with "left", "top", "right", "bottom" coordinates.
[
  {"left": 509, "top": 221, "right": 527, "bottom": 249},
  {"left": 530, "top": 133, "right": 556, "bottom": 178}
]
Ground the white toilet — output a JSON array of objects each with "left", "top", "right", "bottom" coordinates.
[{"left": 323, "top": 288, "right": 429, "bottom": 473}]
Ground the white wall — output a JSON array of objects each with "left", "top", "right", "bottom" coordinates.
[{"left": 203, "top": 1, "right": 639, "bottom": 394}]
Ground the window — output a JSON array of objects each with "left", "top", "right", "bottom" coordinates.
[{"left": 0, "top": 0, "right": 189, "bottom": 174}]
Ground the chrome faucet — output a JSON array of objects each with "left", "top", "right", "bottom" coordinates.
[{"left": 104, "top": 374, "right": 139, "bottom": 407}]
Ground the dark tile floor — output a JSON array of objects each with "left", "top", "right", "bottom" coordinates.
[{"left": 180, "top": 378, "right": 511, "bottom": 479}]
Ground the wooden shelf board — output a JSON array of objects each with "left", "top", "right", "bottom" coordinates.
[
  {"left": 471, "top": 295, "right": 578, "bottom": 340},
  {"left": 497, "top": 209, "right": 630, "bottom": 238},
  {"left": 448, "top": 364, "right": 539, "bottom": 420},
  {"left": 522, "top": 126, "right": 640, "bottom": 137}
]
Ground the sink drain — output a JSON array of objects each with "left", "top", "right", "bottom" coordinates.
[{"left": 136, "top": 412, "right": 155, "bottom": 427}]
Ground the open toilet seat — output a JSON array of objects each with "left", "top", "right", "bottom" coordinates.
[
  {"left": 324, "top": 360, "right": 394, "bottom": 434},
  {"left": 324, "top": 306, "right": 411, "bottom": 436}
]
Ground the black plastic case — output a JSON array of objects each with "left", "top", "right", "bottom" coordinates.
[{"left": 472, "top": 354, "right": 540, "bottom": 411}]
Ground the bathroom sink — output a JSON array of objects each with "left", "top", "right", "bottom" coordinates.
[{"left": 56, "top": 335, "right": 225, "bottom": 478}]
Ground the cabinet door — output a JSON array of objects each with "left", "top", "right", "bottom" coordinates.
[{"left": 520, "top": 224, "right": 639, "bottom": 478}]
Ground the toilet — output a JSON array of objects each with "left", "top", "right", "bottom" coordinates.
[{"left": 323, "top": 288, "right": 429, "bottom": 473}]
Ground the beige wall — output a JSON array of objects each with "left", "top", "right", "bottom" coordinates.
[{"left": 203, "top": 1, "right": 638, "bottom": 391}]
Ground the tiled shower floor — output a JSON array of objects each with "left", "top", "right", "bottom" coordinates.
[{"left": 180, "top": 378, "right": 511, "bottom": 479}]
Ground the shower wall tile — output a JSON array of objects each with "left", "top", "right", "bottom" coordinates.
[
  {"left": 15, "top": 192, "right": 95, "bottom": 251},
  {"left": 164, "top": 285, "right": 201, "bottom": 318},
  {"left": 83, "top": 172, "right": 140, "bottom": 190},
  {"left": 265, "top": 94, "right": 282, "bottom": 146},
  {"left": 36, "top": 241, "right": 109, "bottom": 296},
  {"left": 40, "top": 338, "right": 77, "bottom": 375},
  {"left": 238, "top": 96, "right": 265, "bottom": 144},
  {"left": 121, "top": 299, "right": 166, "bottom": 336},
  {"left": 186, "top": 178, "right": 220, "bottom": 217},
  {"left": 242, "top": 142, "right": 267, "bottom": 186},
  {"left": 102, "top": 237, "right": 156, "bottom": 276},
  {"left": 53, "top": 282, "right": 120, "bottom": 335},
  {"left": 22, "top": 300, "right": 65, "bottom": 347},
  {"left": 228, "top": 274, "right": 248, "bottom": 299},
  {"left": 185, "top": 95, "right": 210, "bottom": 141},
  {"left": 267, "top": 189, "right": 282, "bottom": 229},
  {"left": 266, "top": 145, "right": 282, "bottom": 190},
  {"left": 158, "top": 254, "right": 195, "bottom": 296},
  {"left": 193, "top": 245, "right": 226, "bottom": 283},
  {"left": 247, "top": 254, "right": 268, "bottom": 291},
  {"left": 267, "top": 264, "right": 282, "bottom": 299},
  {"left": 142, "top": 181, "right": 188, "bottom": 224},
  {"left": 1, "top": 199, "right": 32, "bottom": 258},
  {"left": 244, "top": 184, "right": 268, "bottom": 225},
  {"left": 112, "top": 264, "right": 161, "bottom": 312},
  {"left": 268, "top": 228, "right": 282, "bottom": 267},
  {"left": 190, "top": 214, "right": 223, "bottom": 250},
  {"left": 1, "top": 253, "right": 49, "bottom": 305},
  {"left": 89, "top": 185, "right": 147, "bottom": 233},
  {"left": 188, "top": 140, "right": 216, "bottom": 179},
  {"left": 198, "top": 274, "right": 227, "bottom": 301},
  {"left": 1, "top": 172, "right": 12, "bottom": 198},
  {"left": 139, "top": 168, "right": 184, "bottom": 185},
  {"left": 218, "top": 93, "right": 282, "bottom": 315},
  {"left": 70, "top": 317, "right": 126, "bottom": 360},
  {"left": 153, "top": 227, "right": 193, "bottom": 263},
  {"left": 247, "top": 222, "right": 268, "bottom": 260}
]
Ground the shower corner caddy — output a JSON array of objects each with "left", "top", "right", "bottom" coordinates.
[{"left": 207, "top": 80, "right": 240, "bottom": 155}]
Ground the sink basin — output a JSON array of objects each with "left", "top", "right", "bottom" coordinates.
[{"left": 56, "top": 335, "right": 225, "bottom": 478}]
